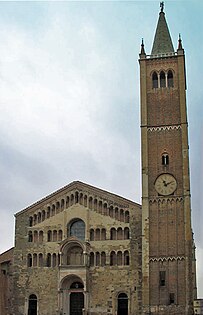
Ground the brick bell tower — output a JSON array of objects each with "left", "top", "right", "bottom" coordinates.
[{"left": 139, "top": 3, "right": 194, "bottom": 315}]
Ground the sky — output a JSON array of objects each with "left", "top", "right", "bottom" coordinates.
[{"left": 0, "top": 0, "right": 202, "bottom": 297}]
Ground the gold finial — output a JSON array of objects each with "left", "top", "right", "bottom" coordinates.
[{"left": 160, "top": 1, "right": 164, "bottom": 12}]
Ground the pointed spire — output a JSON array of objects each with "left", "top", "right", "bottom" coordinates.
[
  {"left": 141, "top": 39, "right": 146, "bottom": 54},
  {"left": 178, "top": 33, "right": 183, "bottom": 50},
  {"left": 139, "top": 38, "right": 146, "bottom": 59},
  {"left": 151, "top": 2, "right": 174, "bottom": 55}
]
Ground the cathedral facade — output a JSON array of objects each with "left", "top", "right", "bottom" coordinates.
[{"left": 0, "top": 5, "right": 197, "bottom": 315}]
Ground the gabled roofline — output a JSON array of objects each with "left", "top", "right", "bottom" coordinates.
[{"left": 15, "top": 180, "right": 141, "bottom": 217}]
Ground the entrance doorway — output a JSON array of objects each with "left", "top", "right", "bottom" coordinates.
[
  {"left": 70, "top": 292, "right": 84, "bottom": 315},
  {"left": 28, "top": 294, "right": 37, "bottom": 315},
  {"left": 117, "top": 293, "right": 128, "bottom": 315}
]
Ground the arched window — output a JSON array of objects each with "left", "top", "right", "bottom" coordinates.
[
  {"left": 124, "top": 251, "right": 130, "bottom": 266},
  {"left": 61, "top": 199, "right": 65, "bottom": 210},
  {"left": 47, "top": 230, "right": 52, "bottom": 242},
  {"left": 125, "top": 211, "right": 130, "bottom": 223},
  {"left": 95, "top": 252, "right": 100, "bottom": 266},
  {"left": 39, "top": 231, "right": 43, "bottom": 243},
  {"left": 98, "top": 201, "right": 102, "bottom": 213},
  {"left": 69, "top": 219, "right": 85, "bottom": 241},
  {"left": 124, "top": 227, "right": 130, "bottom": 240},
  {"left": 75, "top": 192, "right": 79, "bottom": 204},
  {"left": 95, "top": 229, "right": 100, "bottom": 241},
  {"left": 27, "top": 254, "right": 32, "bottom": 267},
  {"left": 53, "top": 253, "right": 57, "bottom": 267},
  {"left": 90, "top": 229, "right": 94, "bottom": 241},
  {"left": 46, "top": 253, "right": 51, "bottom": 267},
  {"left": 117, "top": 227, "right": 123, "bottom": 240},
  {"left": 115, "top": 207, "right": 119, "bottom": 220},
  {"left": 39, "top": 253, "right": 43, "bottom": 267},
  {"left": 103, "top": 203, "right": 107, "bottom": 215},
  {"left": 47, "top": 207, "right": 50, "bottom": 219},
  {"left": 84, "top": 195, "right": 87, "bottom": 207},
  {"left": 29, "top": 217, "right": 33, "bottom": 227},
  {"left": 152, "top": 72, "right": 158, "bottom": 88},
  {"left": 53, "top": 230, "right": 57, "bottom": 242},
  {"left": 168, "top": 70, "right": 174, "bottom": 88},
  {"left": 33, "top": 214, "right": 37, "bottom": 225},
  {"left": 67, "top": 245, "right": 83, "bottom": 266},
  {"left": 109, "top": 206, "right": 114, "bottom": 218},
  {"left": 42, "top": 210, "right": 45, "bottom": 221},
  {"left": 58, "top": 230, "right": 63, "bottom": 241},
  {"left": 117, "top": 251, "right": 122, "bottom": 266},
  {"left": 71, "top": 194, "right": 74, "bottom": 206},
  {"left": 28, "top": 231, "right": 33, "bottom": 242},
  {"left": 101, "top": 228, "right": 106, "bottom": 240},
  {"left": 120, "top": 209, "right": 124, "bottom": 222},
  {"left": 66, "top": 196, "right": 70, "bottom": 208},
  {"left": 162, "top": 153, "right": 169, "bottom": 166},
  {"left": 89, "top": 197, "right": 93, "bottom": 210},
  {"left": 33, "top": 231, "right": 38, "bottom": 243},
  {"left": 33, "top": 254, "right": 37, "bottom": 267},
  {"left": 94, "top": 199, "right": 98, "bottom": 211},
  {"left": 160, "top": 71, "right": 166, "bottom": 88},
  {"left": 79, "top": 193, "right": 83, "bottom": 205},
  {"left": 51, "top": 205, "right": 55, "bottom": 216},
  {"left": 117, "top": 293, "right": 128, "bottom": 315},
  {"left": 110, "top": 251, "right": 117, "bottom": 266},
  {"left": 90, "top": 252, "right": 94, "bottom": 266},
  {"left": 37, "top": 212, "right": 41, "bottom": 223},
  {"left": 110, "top": 228, "right": 116, "bottom": 240},
  {"left": 28, "top": 294, "right": 37, "bottom": 315},
  {"left": 101, "top": 252, "right": 106, "bottom": 266}
]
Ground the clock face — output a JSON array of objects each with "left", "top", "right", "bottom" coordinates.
[{"left": 155, "top": 174, "right": 177, "bottom": 196}]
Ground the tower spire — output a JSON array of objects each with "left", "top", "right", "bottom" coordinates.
[{"left": 151, "top": 2, "right": 174, "bottom": 55}]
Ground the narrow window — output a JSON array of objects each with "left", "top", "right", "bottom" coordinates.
[
  {"left": 39, "top": 253, "right": 43, "bottom": 267},
  {"left": 27, "top": 254, "right": 32, "bottom": 267},
  {"left": 47, "top": 253, "right": 51, "bottom": 267},
  {"left": 90, "top": 229, "right": 94, "bottom": 241},
  {"left": 53, "top": 230, "right": 57, "bottom": 242},
  {"left": 152, "top": 72, "right": 158, "bottom": 88},
  {"left": 124, "top": 227, "right": 130, "bottom": 240},
  {"left": 169, "top": 293, "right": 175, "bottom": 304},
  {"left": 110, "top": 251, "right": 117, "bottom": 266},
  {"left": 33, "top": 253, "right": 37, "bottom": 267},
  {"left": 95, "top": 228, "right": 100, "bottom": 241},
  {"left": 160, "top": 71, "right": 166, "bottom": 88},
  {"left": 58, "top": 230, "right": 63, "bottom": 241},
  {"left": 160, "top": 271, "right": 166, "bottom": 286},
  {"left": 124, "top": 251, "right": 130, "bottom": 265},
  {"left": 168, "top": 70, "right": 174, "bottom": 88},
  {"left": 29, "top": 217, "right": 33, "bottom": 227},
  {"left": 162, "top": 153, "right": 169, "bottom": 166},
  {"left": 42, "top": 210, "right": 45, "bottom": 221},
  {"left": 28, "top": 231, "right": 33, "bottom": 242},
  {"left": 101, "top": 252, "right": 106, "bottom": 266},
  {"left": 47, "top": 230, "right": 52, "bottom": 242},
  {"left": 117, "top": 251, "right": 122, "bottom": 266},
  {"left": 101, "top": 228, "right": 106, "bottom": 240},
  {"left": 53, "top": 253, "right": 57, "bottom": 267},
  {"left": 28, "top": 294, "right": 37, "bottom": 315},
  {"left": 125, "top": 211, "right": 130, "bottom": 223},
  {"left": 117, "top": 227, "right": 123, "bottom": 240},
  {"left": 110, "top": 228, "right": 116, "bottom": 240},
  {"left": 90, "top": 252, "right": 94, "bottom": 267},
  {"left": 95, "top": 252, "right": 100, "bottom": 266},
  {"left": 39, "top": 231, "right": 43, "bottom": 243}
]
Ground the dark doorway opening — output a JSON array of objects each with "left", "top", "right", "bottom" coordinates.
[
  {"left": 28, "top": 294, "right": 37, "bottom": 315},
  {"left": 70, "top": 292, "right": 84, "bottom": 315},
  {"left": 117, "top": 293, "right": 128, "bottom": 315}
]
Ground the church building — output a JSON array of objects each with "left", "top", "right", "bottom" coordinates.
[{"left": 0, "top": 3, "right": 198, "bottom": 315}]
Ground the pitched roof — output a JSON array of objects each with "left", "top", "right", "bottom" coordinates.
[{"left": 151, "top": 11, "right": 174, "bottom": 55}]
